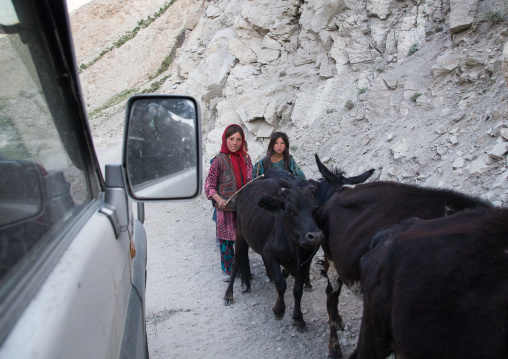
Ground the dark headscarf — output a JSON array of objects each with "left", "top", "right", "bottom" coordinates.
[{"left": 220, "top": 124, "right": 247, "bottom": 187}]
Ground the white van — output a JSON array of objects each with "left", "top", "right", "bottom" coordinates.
[{"left": 0, "top": 1, "right": 202, "bottom": 357}]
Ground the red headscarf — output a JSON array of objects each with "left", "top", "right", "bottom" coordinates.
[{"left": 220, "top": 124, "right": 247, "bottom": 187}]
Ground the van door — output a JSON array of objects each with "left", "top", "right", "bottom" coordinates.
[{"left": 0, "top": 0, "right": 145, "bottom": 357}]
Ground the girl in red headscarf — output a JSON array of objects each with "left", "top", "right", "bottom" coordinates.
[{"left": 205, "top": 125, "right": 252, "bottom": 281}]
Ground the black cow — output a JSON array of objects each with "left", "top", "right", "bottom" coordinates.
[
  {"left": 223, "top": 157, "right": 374, "bottom": 331},
  {"left": 223, "top": 174, "right": 322, "bottom": 332},
  {"left": 353, "top": 207, "right": 508, "bottom": 359},
  {"left": 250, "top": 156, "right": 374, "bottom": 291},
  {"left": 317, "top": 181, "right": 492, "bottom": 358}
]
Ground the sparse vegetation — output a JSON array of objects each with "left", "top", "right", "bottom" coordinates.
[
  {"left": 290, "top": 145, "right": 298, "bottom": 152},
  {"left": 149, "top": 29, "right": 186, "bottom": 81},
  {"left": 411, "top": 92, "right": 422, "bottom": 102},
  {"left": 143, "top": 75, "right": 171, "bottom": 94},
  {"left": 407, "top": 43, "right": 419, "bottom": 56},
  {"left": 79, "top": 0, "right": 176, "bottom": 73},
  {"left": 89, "top": 73, "right": 172, "bottom": 118},
  {"left": 358, "top": 87, "right": 367, "bottom": 95},
  {"left": 482, "top": 10, "right": 505, "bottom": 24},
  {"left": 89, "top": 88, "right": 138, "bottom": 118},
  {"left": 326, "top": 108, "right": 334, "bottom": 114},
  {"left": 345, "top": 100, "right": 354, "bottom": 110},
  {"left": 279, "top": 70, "right": 287, "bottom": 77}
]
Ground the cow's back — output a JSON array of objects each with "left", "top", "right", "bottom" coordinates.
[
  {"left": 318, "top": 181, "right": 492, "bottom": 284},
  {"left": 358, "top": 207, "right": 508, "bottom": 359}
]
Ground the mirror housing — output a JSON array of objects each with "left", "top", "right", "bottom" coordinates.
[{"left": 122, "top": 95, "right": 202, "bottom": 200}]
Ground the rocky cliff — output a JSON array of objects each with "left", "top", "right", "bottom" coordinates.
[{"left": 71, "top": 0, "right": 508, "bottom": 205}]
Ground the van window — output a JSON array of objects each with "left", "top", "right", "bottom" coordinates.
[{"left": 0, "top": 22, "right": 93, "bottom": 293}]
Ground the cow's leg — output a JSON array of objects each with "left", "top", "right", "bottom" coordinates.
[
  {"left": 351, "top": 319, "right": 380, "bottom": 359},
  {"left": 353, "top": 284, "right": 392, "bottom": 359},
  {"left": 292, "top": 264, "right": 309, "bottom": 332},
  {"left": 353, "top": 306, "right": 390, "bottom": 359},
  {"left": 223, "top": 236, "right": 249, "bottom": 305},
  {"left": 326, "top": 260, "right": 345, "bottom": 329},
  {"left": 326, "top": 260, "right": 345, "bottom": 358},
  {"left": 239, "top": 241, "right": 253, "bottom": 291},
  {"left": 262, "top": 256, "right": 274, "bottom": 281},
  {"left": 326, "top": 281, "right": 343, "bottom": 358},
  {"left": 303, "top": 265, "right": 313, "bottom": 292},
  {"left": 266, "top": 256, "right": 287, "bottom": 320}
]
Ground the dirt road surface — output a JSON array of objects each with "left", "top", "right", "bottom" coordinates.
[{"left": 142, "top": 196, "right": 362, "bottom": 359}]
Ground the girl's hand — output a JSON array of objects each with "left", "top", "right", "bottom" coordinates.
[{"left": 218, "top": 199, "right": 227, "bottom": 208}]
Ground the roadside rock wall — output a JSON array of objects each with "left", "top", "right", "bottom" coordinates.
[{"left": 73, "top": 0, "right": 508, "bottom": 205}]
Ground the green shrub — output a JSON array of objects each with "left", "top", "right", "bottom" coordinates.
[
  {"left": 149, "top": 29, "right": 186, "bottom": 81},
  {"left": 142, "top": 75, "right": 171, "bottom": 94},
  {"left": 407, "top": 43, "right": 419, "bottom": 56},
  {"left": 345, "top": 100, "right": 354, "bottom": 110},
  {"left": 482, "top": 10, "right": 505, "bottom": 24},
  {"left": 411, "top": 92, "right": 422, "bottom": 102},
  {"left": 89, "top": 88, "right": 138, "bottom": 118}
]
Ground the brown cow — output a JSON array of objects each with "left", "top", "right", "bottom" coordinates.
[
  {"left": 353, "top": 207, "right": 508, "bottom": 359},
  {"left": 316, "top": 181, "right": 492, "bottom": 358}
]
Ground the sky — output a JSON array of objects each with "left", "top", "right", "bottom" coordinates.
[{"left": 66, "top": 0, "right": 93, "bottom": 12}]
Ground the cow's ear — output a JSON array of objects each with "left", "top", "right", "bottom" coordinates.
[
  {"left": 258, "top": 195, "right": 285, "bottom": 212},
  {"left": 315, "top": 154, "right": 338, "bottom": 184}
]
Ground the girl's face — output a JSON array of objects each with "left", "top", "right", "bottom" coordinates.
[
  {"left": 227, "top": 132, "right": 243, "bottom": 153},
  {"left": 273, "top": 137, "right": 286, "bottom": 155}
]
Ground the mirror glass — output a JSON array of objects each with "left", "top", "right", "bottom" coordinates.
[
  {"left": 124, "top": 95, "right": 201, "bottom": 200},
  {"left": 0, "top": 160, "right": 44, "bottom": 227}
]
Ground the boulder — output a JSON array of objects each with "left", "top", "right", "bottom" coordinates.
[{"left": 449, "top": 0, "right": 478, "bottom": 34}]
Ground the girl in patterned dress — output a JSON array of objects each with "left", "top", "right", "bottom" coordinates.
[
  {"left": 253, "top": 132, "right": 305, "bottom": 179},
  {"left": 205, "top": 125, "right": 252, "bottom": 281}
]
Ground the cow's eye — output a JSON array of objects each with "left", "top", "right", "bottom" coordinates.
[{"left": 287, "top": 209, "right": 295, "bottom": 216}]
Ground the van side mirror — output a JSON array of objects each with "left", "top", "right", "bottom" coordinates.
[
  {"left": 123, "top": 95, "right": 202, "bottom": 200},
  {"left": 0, "top": 160, "right": 44, "bottom": 227}
]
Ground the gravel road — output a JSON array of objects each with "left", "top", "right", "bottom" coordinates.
[{"left": 142, "top": 196, "right": 363, "bottom": 359}]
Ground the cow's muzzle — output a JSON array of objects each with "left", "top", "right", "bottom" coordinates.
[{"left": 305, "top": 231, "right": 323, "bottom": 246}]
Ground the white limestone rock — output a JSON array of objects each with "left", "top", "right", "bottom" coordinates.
[
  {"left": 488, "top": 142, "right": 508, "bottom": 160},
  {"left": 391, "top": 140, "right": 410, "bottom": 160},
  {"left": 469, "top": 155, "right": 492, "bottom": 174},
  {"left": 449, "top": 0, "right": 478, "bottom": 34},
  {"left": 229, "top": 38, "right": 257, "bottom": 64},
  {"left": 368, "top": 0, "right": 392, "bottom": 19},
  {"left": 452, "top": 157, "right": 465, "bottom": 169}
]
